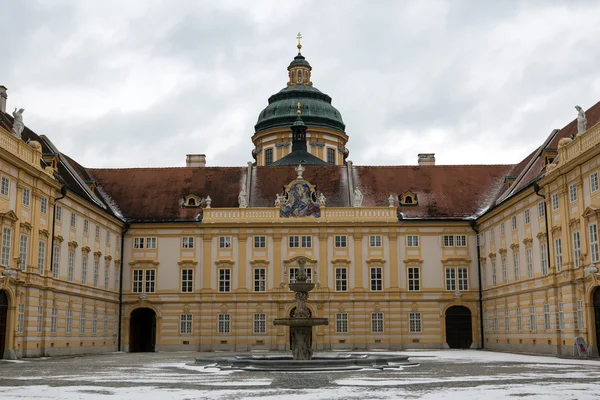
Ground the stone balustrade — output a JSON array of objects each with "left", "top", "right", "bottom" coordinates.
[
  {"left": 0, "top": 127, "right": 45, "bottom": 171},
  {"left": 558, "top": 120, "right": 600, "bottom": 166},
  {"left": 203, "top": 206, "right": 398, "bottom": 223}
]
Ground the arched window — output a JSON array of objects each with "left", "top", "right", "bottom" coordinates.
[
  {"left": 304, "top": 71, "right": 308, "bottom": 81},
  {"left": 188, "top": 198, "right": 196, "bottom": 206},
  {"left": 404, "top": 196, "right": 413, "bottom": 204},
  {"left": 291, "top": 71, "right": 295, "bottom": 82},
  {"left": 298, "top": 71, "right": 302, "bottom": 83}
]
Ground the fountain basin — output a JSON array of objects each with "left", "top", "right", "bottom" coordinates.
[
  {"left": 288, "top": 282, "right": 315, "bottom": 292},
  {"left": 194, "top": 353, "right": 416, "bottom": 372},
  {"left": 273, "top": 317, "right": 328, "bottom": 327}
]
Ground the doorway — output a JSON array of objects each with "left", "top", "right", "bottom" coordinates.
[
  {"left": 445, "top": 305, "right": 473, "bottom": 349},
  {"left": 0, "top": 291, "right": 7, "bottom": 358},
  {"left": 129, "top": 308, "right": 156, "bottom": 352},
  {"left": 593, "top": 288, "right": 600, "bottom": 352}
]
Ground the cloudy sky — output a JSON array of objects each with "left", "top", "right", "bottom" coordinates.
[{"left": 2, "top": 0, "right": 600, "bottom": 168}]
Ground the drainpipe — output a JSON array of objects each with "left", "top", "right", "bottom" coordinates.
[
  {"left": 470, "top": 218, "right": 485, "bottom": 349},
  {"left": 49, "top": 185, "right": 67, "bottom": 275},
  {"left": 117, "top": 222, "right": 130, "bottom": 351}
]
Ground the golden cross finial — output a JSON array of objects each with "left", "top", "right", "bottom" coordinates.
[
  {"left": 297, "top": 102, "right": 302, "bottom": 116},
  {"left": 296, "top": 32, "right": 302, "bottom": 53}
]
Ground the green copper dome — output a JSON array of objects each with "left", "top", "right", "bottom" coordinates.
[{"left": 254, "top": 85, "right": 346, "bottom": 133}]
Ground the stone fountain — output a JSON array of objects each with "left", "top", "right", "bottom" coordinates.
[{"left": 273, "top": 257, "right": 328, "bottom": 360}]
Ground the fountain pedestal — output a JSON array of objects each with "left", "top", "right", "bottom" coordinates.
[{"left": 272, "top": 258, "right": 328, "bottom": 360}]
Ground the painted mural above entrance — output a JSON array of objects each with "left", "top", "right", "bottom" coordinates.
[{"left": 279, "top": 164, "right": 322, "bottom": 218}]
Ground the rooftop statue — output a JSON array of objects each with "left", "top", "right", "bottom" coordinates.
[
  {"left": 238, "top": 188, "right": 247, "bottom": 208},
  {"left": 388, "top": 194, "right": 395, "bottom": 207},
  {"left": 575, "top": 105, "right": 587, "bottom": 135},
  {"left": 353, "top": 187, "right": 363, "bottom": 207},
  {"left": 11, "top": 108, "right": 25, "bottom": 138},
  {"left": 318, "top": 192, "right": 326, "bottom": 206}
]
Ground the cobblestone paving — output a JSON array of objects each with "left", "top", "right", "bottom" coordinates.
[{"left": 0, "top": 350, "right": 599, "bottom": 399}]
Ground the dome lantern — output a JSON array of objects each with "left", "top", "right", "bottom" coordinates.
[{"left": 287, "top": 33, "right": 312, "bottom": 87}]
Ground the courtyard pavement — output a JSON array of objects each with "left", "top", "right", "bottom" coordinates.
[{"left": 0, "top": 350, "right": 599, "bottom": 399}]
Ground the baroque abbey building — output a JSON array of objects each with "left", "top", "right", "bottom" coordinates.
[{"left": 0, "top": 41, "right": 600, "bottom": 358}]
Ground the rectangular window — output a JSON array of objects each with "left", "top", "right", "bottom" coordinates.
[
  {"left": 37, "top": 240, "right": 45, "bottom": 274},
  {"left": 55, "top": 205, "right": 62, "bottom": 221},
  {"left": 40, "top": 197, "right": 48, "bottom": 214},
  {"left": 558, "top": 302, "right": 565, "bottom": 330},
  {"left": 504, "top": 308, "right": 509, "bottom": 332},
  {"left": 17, "top": 303, "right": 24, "bottom": 333},
  {"left": 526, "top": 248, "right": 533, "bottom": 278},
  {"left": 446, "top": 267, "right": 468, "bottom": 291},
  {"left": 369, "top": 235, "right": 382, "bottom": 248},
  {"left": 334, "top": 235, "right": 347, "bottom": 248},
  {"left": 407, "top": 235, "right": 419, "bottom": 247},
  {"left": 573, "top": 231, "right": 581, "bottom": 268},
  {"left": 52, "top": 245, "right": 60, "bottom": 278},
  {"left": 482, "top": 265, "right": 487, "bottom": 289},
  {"left": 70, "top": 212, "right": 76, "bottom": 228},
  {"left": 146, "top": 237, "right": 157, "bottom": 249},
  {"left": 180, "top": 314, "right": 193, "bottom": 334},
  {"left": 289, "top": 267, "right": 312, "bottom": 283},
  {"left": 92, "top": 311, "right": 97, "bottom": 335},
  {"left": 370, "top": 267, "right": 382, "bottom": 291},
  {"left": 0, "top": 176, "right": 9, "bottom": 196},
  {"left": 265, "top": 149, "right": 273, "bottom": 166},
  {"left": 524, "top": 209, "right": 530, "bottom": 225},
  {"left": 513, "top": 252, "right": 520, "bottom": 281},
  {"left": 371, "top": 312, "right": 384, "bottom": 333},
  {"left": 254, "top": 268, "right": 266, "bottom": 292},
  {"left": 83, "top": 219, "right": 89, "bottom": 234},
  {"left": 219, "top": 269, "right": 231, "bottom": 292},
  {"left": 409, "top": 312, "right": 422, "bottom": 333},
  {"left": 327, "top": 148, "right": 335, "bottom": 165},
  {"left": 133, "top": 269, "right": 143, "bottom": 293},
  {"left": 455, "top": 235, "right": 467, "bottom": 247},
  {"left": 289, "top": 236, "right": 299, "bottom": 248},
  {"left": 490, "top": 228, "right": 495, "bottom": 241},
  {"left": 106, "top": 231, "right": 110, "bottom": 245},
  {"left": 253, "top": 236, "right": 266, "bottom": 248},
  {"left": 22, "top": 187, "right": 30, "bottom": 207},
  {"left": 82, "top": 255, "right": 88, "bottom": 285},
  {"left": 182, "top": 236, "right": 194, "bottom": 249},
  {"left": 529, "top": 305, "right": 536, "bottom": 331},
  {"left": 66, "top": 308, "right": 72, "bottom": 334},
  {"left": 443, "top": 235, "right": 454, "bottom": 247},
  {"left": 104, "top": 261, "right": 110, "bottom": 290},
  {"left": 408, "top": 267, "right": 420, "bottom": 291},
  {"left": 301, "top": 235, "right": 312, "bottom": 248},
  {"left": 104, "top": 313, "right": 108, "bottom": 335},
  {"left": 254, "top": 313, "right": 266, "bottom": 334},
  {"left": 501, "top": 256, "right": 508, "bottom": 284},
  {"left": 145, "top": 270, "right": 156, "bottom": 293},
  {"left": 19, "top": 235, "right": 29, "bottom": 272},
  {"left": 516, "top": 306, "right": 522, "bottom": 331},
  {"left": 95, "top": 225, "right": 100, "bottom": 239},
  {"left": 134, "top": 237, "right": 144, "bottom": 249},
  {"left": 68, "top": 251, "right": 75, "bottom": 282},
  {"left": 511, "top": 216, "right": 517, "bottom": 231},
  {"left": 335, "top": 267, "right": 347, "bottom": 292},
  {"left": 541, "top": 243, "right": 548, "bottom": 275},
  {"left": 544, "top": 303, "right": 551, "bottom": 330},
  {"left": 551, "top": 193, "right": 559, "bottom": 211},
  {"left": 114, "top": 263, "right": 120, "bottom": 291},
  {"left": 80, "top": 310, "right": 86, "bottom": 334},
  {"left": 93, "top": 259, "right": 99, "bottom": 288},
  {"left": 591, "top": 172, "right": 599, "bottom": 193},
  {"left": 590, "top": 223, "right": 599, "bottom": 263},
  {"left": 336, "top": 313, "right": 348, "bottom": 333},
  {"left": 491, "top": 261, "right": 497, "bottom": 286},
  {"left": 218, "top": 314, "right": 230, "bottom": 334},
  {"left": 37, "top": 305, "right": 43, "bottom": 333},
  {"left": 219, "top": 236, "right": 231, "bottom": 248},
  {"left": 181, "top": 269, "right": 193, "bottom": 293},
  {"left": 493, "top": 310, "right": 498, "bottom": 331},
  {"left": 577, "top": 300, "right": 584, "bottom": 330},
  {"left": 0, "top": 227, "right": 11, "bottom": 267},
  {"left": 500, "top": 222, "right": 505, "bottom": 236},
  {"left": 554, "top": 238, "right": 563, "bottom": 272},
  {"left": 538, "top": 201, "right": 545, "bottom": 218},
  {"left": 569, "top": 184, "right": 578, "bottom": 203}
]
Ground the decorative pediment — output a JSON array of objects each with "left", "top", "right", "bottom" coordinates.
[
  {"left": 498, "top": 248, "right": 507, "bottom": 255},
  {"left": 19, "top": 222, "right": 31, "bottom": 233},
  {"left": 331, "top": 258, "right": 352, "bottom": 265},
  {"left": 442, "top": 257, "right": 471, "bottom": 265},
  {"left": 128, "top": 259, "right": 160, "bottom": 266},
  {"left": 403, "top": 258, "right": 424, "bottom": 265},
  {"left": 249, "top": 259, "right": 270, "bottom": 265},
  {"left": 583, "top": 207, "right": 600, "bottom": 221},
  {"left": 0, "top": 210, "right": 18, "bottom": 226},
  {"left": 488, "top": 253, "right": 497, "bottom": 260},
  {"left": 551, "top": 225, "right": 562, "bottom": 236},
  {"left": 39, "top": 229, "right": 49, "bottom": 239},
  {"left": 279, "top": 169, "right": 321, "bottom": 218},
  {"left": 81, "top": 246, "right": 91, "bottom": 254},
  {"left": 510, "top": 243, "right": 519, "bottom": 251},
  {"left": 215, "top": 259, "right": 235, "bottom": 267},
  {"left": 522, "top": 237, "right": 533, "bottom": 246},
  {"left": 536, "top": 231, "right": 547, "bottom": 240},
  {"left": 177, "top": 259, "right": 198, "bottom": 266},
  {"left": 399, "top": 190, "right": 418, "bottom": 206},
  {"left": 366, "top": 258, "right": 386, "bottom": 265},
  {"left": 67, "top": 241, "right": 79, "bottom": 250},
  {"left": 569, "top": 218, "right": 581, "bottom": 228}
]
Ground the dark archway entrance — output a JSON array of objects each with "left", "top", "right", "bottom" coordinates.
[
  {"left": 129, "top": 308, "right": 156, "bottom": 352},
  {"left": 0, "top": 291, "right": 8, "bottom": 358},
  {"left": 289, "top": 307, "right": 312, "bottom": 350},
  {"left": 593, "top": 288, "right": 600, "bottom": 351},
  {"left": 445, "top": 306, "right": 472, "bottom": 349}
]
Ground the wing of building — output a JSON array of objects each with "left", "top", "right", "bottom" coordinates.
[{"left": 0, "top": 41, "right": 599, "bottom": 358}]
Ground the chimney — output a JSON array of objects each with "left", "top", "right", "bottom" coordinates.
[
  {"left": 418, "top": 153, "right": 435, "bottom": 166},
  {"left": 0, "top": 86, "right": 7, "bottom": 113},
  {"left": 186, "top": 154, "right": 206, "bottom": 167}
]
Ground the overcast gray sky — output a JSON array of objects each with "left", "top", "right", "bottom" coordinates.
[{"left": 1, "top": 0, "right": 599, "bottom": 168}]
